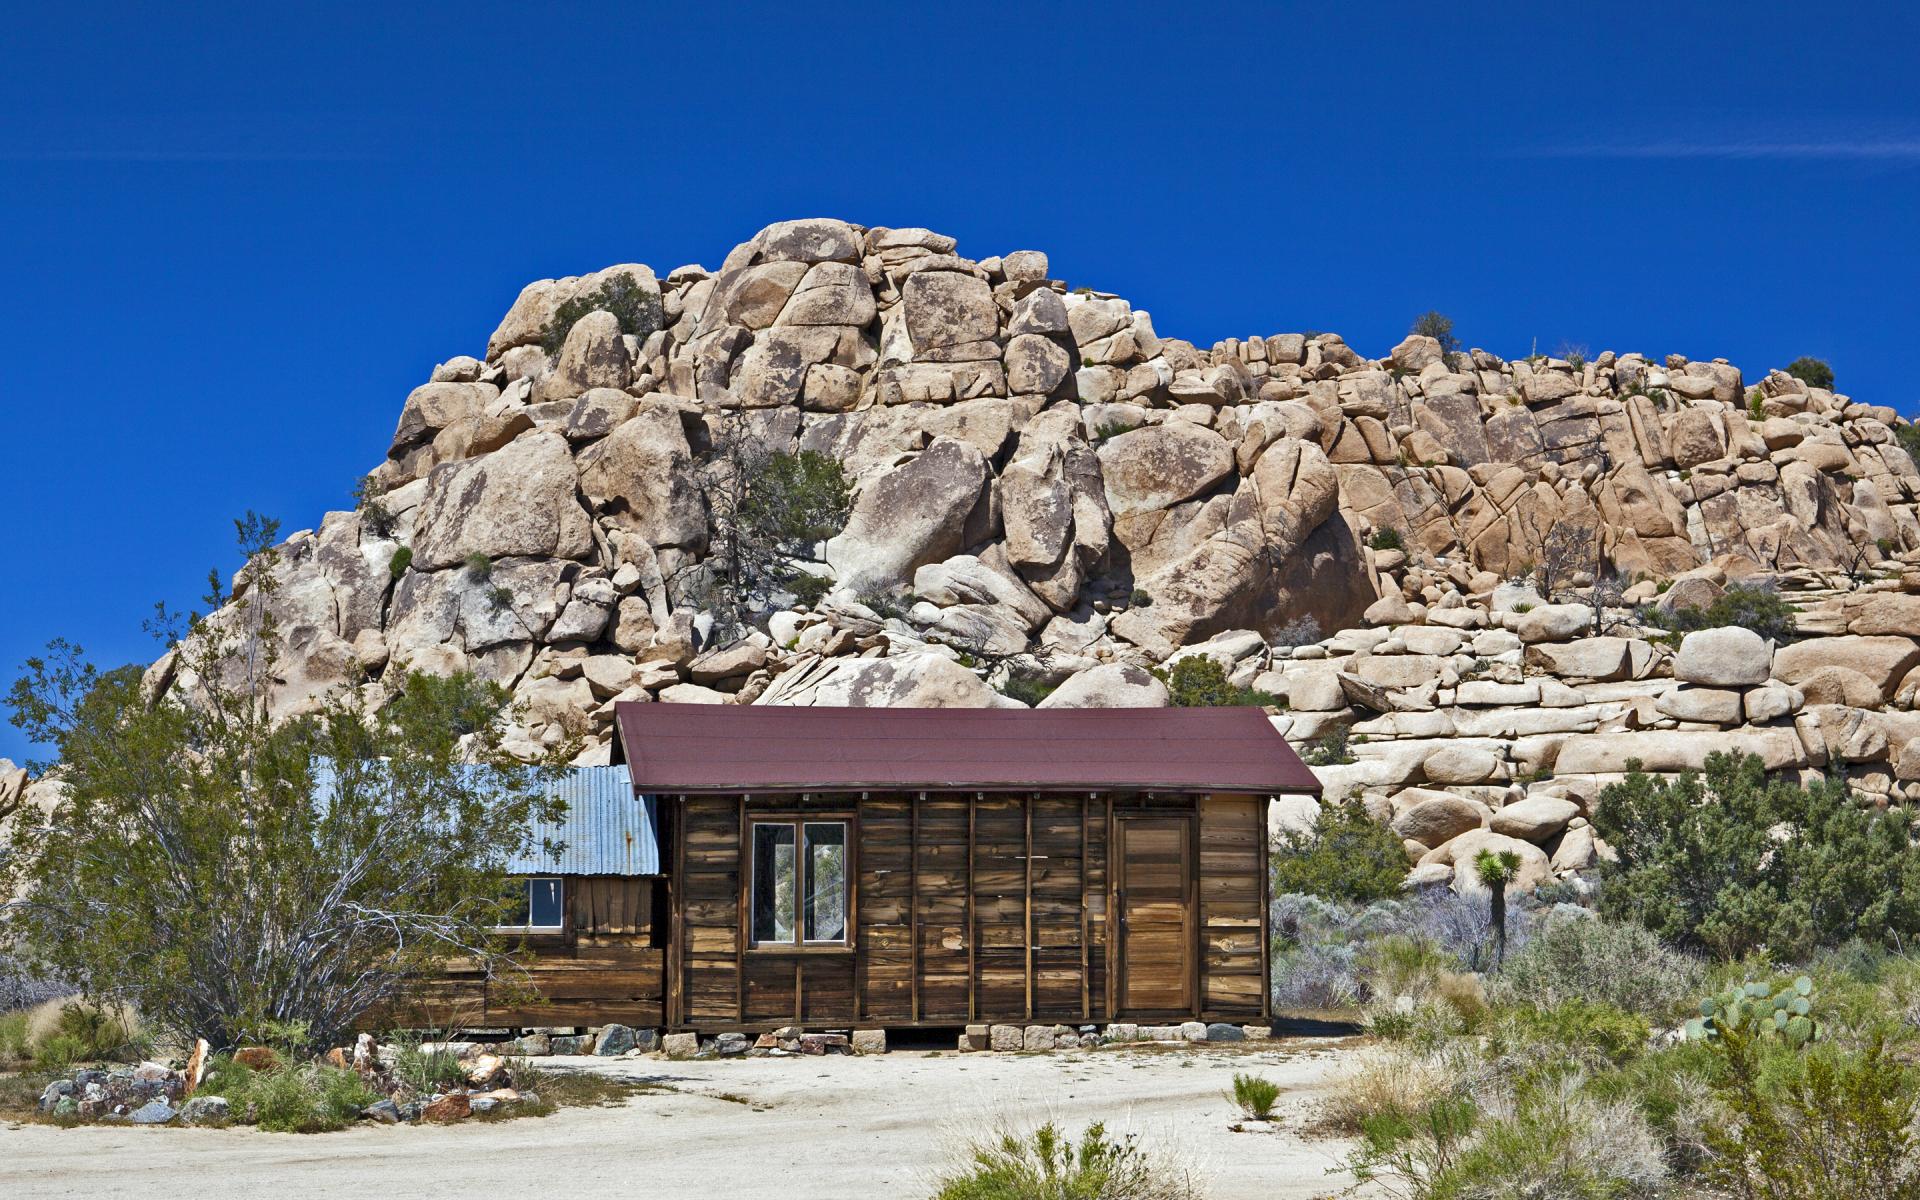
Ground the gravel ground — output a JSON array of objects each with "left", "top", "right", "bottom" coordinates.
[{"left": 0, "top": 1037, "right": 1366, "bottom": 1199}]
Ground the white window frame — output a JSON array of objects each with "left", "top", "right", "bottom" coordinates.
[{"left": 494, "top": 876, "right": 566, "bottom": 933}]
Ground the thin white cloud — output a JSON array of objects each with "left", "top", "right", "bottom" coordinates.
[
  {"left": 1519, "top": 139, "right": 1920, "bottom": 162},
  {"left": 0, "top": 149, "right": 374, "bottom": 162}
]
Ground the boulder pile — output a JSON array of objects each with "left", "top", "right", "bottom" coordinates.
[
  {"left": 1261, "top": 563, "right": 1920, "bottom": 891},
  {"left": 98, "top": 216, "right": 1918, "bottom": 860}
]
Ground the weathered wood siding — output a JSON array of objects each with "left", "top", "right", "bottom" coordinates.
[
  {"left": 1198, "top": 794, "right": 1267, "bottom": 1018},
  {"left": 413, "top": 875, "right": 665, "bottom": 1028},
  {"left": 668, "top": 792, "right": 1260, "bottom": 1030}
]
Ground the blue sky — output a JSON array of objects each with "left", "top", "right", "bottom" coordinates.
[{"left": 2, "top": 1, "right": 1916, "bottom": 762}]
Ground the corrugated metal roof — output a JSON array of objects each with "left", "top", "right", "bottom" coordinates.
[
  {"left": 614, "top": 703, "right": 1321, "bottom": 796},
  {"left": 505, "top": 766, "right": 660, "bottom": 876},
  {"left": 313, "top": 760, "right": 659, "bottom": 877}
]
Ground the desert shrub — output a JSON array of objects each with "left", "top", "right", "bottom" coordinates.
[
  {"left": 1230, "top": 1072, "right": 1281, "bottom": 1121},
  {"left": 3, "top": 518, "right": 571, "bottom": 1052},
  {"left": 933, "top": 1120, "right": 1198, "bottom": 1200},
  {"left": 1303, "top": 726, "right": 1354, "bottom": 766},
  {"left": 997, "top": 677, "right": 1056, "bottom": 707},
  {"left": 1271, "top": 615, "right": 1323, "bottom": 648},
  {"left": 390, "top": 1038, "right": 471, "bottom": 1093},
  {"left": 1321, "top": 1042, "right": 1475, "bottom": 1136},
  {"left": 387, "top": 545, "right": 412, "bottom": 579},
  {"left": 1489, "top": 913, "right": 1704, "bottom": 1020},
  {"left": 1369, "top": 527, "right": 1405, "bottom": 553},
  {"left": 1703, "top": 1028, "right": 1920, "bottom": 1198},
  {"left": 1591, "top": 752, "right": 1920, "bottom": 959},
  {"left": 1785, "top": 356, "right": 1834, "bottom": 391},
  {"left": 1094, "top": 419, "right": 1141, "bottom": 442},
  {"left": 1352, "top": 1076, "right": 1670, "bottom": 1200},
  {"left": 205, "top": 1059, "right": 380, "bottom": 1133},
  {"left": 1128, "top": 588, "right": 1152, "bottom": 608},
  {"left": 463, "top": 551, "right": 493, "bottom": 578},
  {"left": 1748, "top": 389, "right": 1767, "bottom": 421},
  {"left": 786, "top": 571, "right": 831, "bottom": 606},
  {"left": 539, "top": 271, "right": 662, "bottom": 355},
  {"left": 1897, "top": 423, "right": 1920, "bottom": 466},
  {"left": 1493, "top": 999, "right": 1651, "bottom": 1071},
  {"left": 1639, "top": 581, "right": 1797, "bottom": 642},
  {"left": 350, "top": 474, "right": 394, "bottom": 537},
  {"left": 1153, "top": 656, "right": 1276, "bottom": 708},
  {"left": 0, "top": 1010, "right": 28, "bottom": 1064},
  {"left": 0, "top": 952, "right": 70, "bottom": 1011},
  {"left": 1270, "top": 799, "right": 1407, "bottom": 903},
  {"left": 1270, "top": 893, "right": 1414, "bottom": 1010},
  {"left": 1409, "top": 311, "right": 1461, "bottom": 364},
  {"left": 28, "top": 1001, "right": 146, "bottom": 1069}
]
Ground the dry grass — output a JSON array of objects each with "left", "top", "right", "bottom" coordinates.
[{"left": 1313, "top": 1043, "right": 1469, "bottom": 1136}]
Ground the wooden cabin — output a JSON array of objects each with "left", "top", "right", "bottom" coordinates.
[
  {"left": 432, "top": 704, "right": 1320, "bottom": 1034},
  {"left": 627, "top": 703, "right": 1317, "bottom": 1033}
]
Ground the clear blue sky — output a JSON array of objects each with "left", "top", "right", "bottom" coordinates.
[{"left": 3, "top": 1, "right": 1916, "bottom": 763}]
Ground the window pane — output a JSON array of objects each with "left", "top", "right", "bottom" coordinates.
[
  {"left": 752, "top": 824, "right": 797, "bottom": 944},
  {"left": 501, "top": 880, "right": 532, "bottom": 927},
  {"left": 528, "top": 878, "right": 564, "bottom": 928},
  {"left": 804, "top": 823, "right": 846, "bottom": 942}
]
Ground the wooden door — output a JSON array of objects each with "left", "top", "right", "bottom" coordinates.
[{"left": 1114, "top": 815, "right": 1195, "bottom": 1016}]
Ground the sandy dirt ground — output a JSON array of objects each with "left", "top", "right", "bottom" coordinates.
[{"left": 0, "top": 1037, "right": 1366, "bottom": 1200}]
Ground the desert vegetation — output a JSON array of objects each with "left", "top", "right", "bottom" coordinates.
[{"left": 1277, "top": 751, "right": 1920, "bottom": 1197}]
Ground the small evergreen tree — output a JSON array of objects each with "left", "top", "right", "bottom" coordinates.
[
  {"left": 1591, "top": 752, "right": 1920, "bottom": 959},
  {"left": 1270, "top": 798, "right": 1408, "bottom": 903},
  {"left": 1153, "top": 656, "right": 1279, "bottom": 708},
  {"left": 1785, "top": 356, "right": 1835, "bottom": 391}
]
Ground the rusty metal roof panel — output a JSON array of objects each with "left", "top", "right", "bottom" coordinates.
[
  {"left": 613, "top": 703, "right": 1321, "bottom": 796},
  {"left": 504, "top": 766, "right": 659, "bottom": 876}
]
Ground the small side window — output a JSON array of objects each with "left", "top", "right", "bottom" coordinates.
[{"left": 497, "top": 877, "right": 565, "bottom": 932}]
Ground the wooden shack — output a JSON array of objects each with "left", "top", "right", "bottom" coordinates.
[{"left": 610, "top": 703, "right": 1321, "bottom": 1033}]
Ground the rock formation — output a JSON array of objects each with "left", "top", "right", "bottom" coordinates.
[{"left": 121, "top": 217, "right": 1920, "bottom": 885}]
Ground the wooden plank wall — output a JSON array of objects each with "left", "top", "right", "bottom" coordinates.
[
  {"left": 408, "top": 875, "right": 665, "bottom": 1028},
  {"left": 1198, "top": 795, "right": 1266, "bottom": 1018},
  {"left": 407, "top": 794, "right": 1267, "bottom": 1035},
  {"left": 676, "top": 793, "right": 1130, "bottom": 1029}
]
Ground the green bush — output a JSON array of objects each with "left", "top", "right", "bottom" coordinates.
[
  {"left": 1369, "top": 526, "right": 1405, "bottom": 552},
  {"left": 0, "top": 1011, "right": 28, "bottom": 1065},
  {"left": 1270, "top": 799, "right": 1407, "bottom": 903},
  {"left": 1494, "top": 999, "right": 1651, "bottom": 1069},
  {"left": 539, "top": 271, "right": 663, "bottom": 355},
  {"left": 1785, "top": 356, "right": 1834, "bottom": 391},
  {"left": 1704, "top": 1028, "right": 1919, "bottom": 1198},
  {"left": 997, "top": 677, "right": 1056, "bottom": 707},
  {"left": 1352, "top": 1082, "right": 1669, "bottom": 1200},
  {"left": 933, "top": 1120, "right": 1198, "bottom": 1200},
  {"left": 204, "top": 1060, "right": 379, "bottom": 1133},
  {"left": 1153, "top": 656, "right": 1277, "bottom": 708},
  {"left": 30, "top": 1003, "right": 145, "bottom": 1069},
  {"left": 1303, "top": 726, "right": 1355, "bottom": 766},
  {"left": 1094, "top": 419, "right": 1141, "bottom": 442},
  {"left": 1230, "top": 1072, "right": 1281, "bottom": 1121},
  {"left": 1639, "top": 582, "right": 1797, "bottom": 642},
  {"left": 1490, "top": 914, "right": 1704, "bottom": 1020},
  {"left": 1897, "top": 423, "right": 1920, "bottom": 466},
  {"left": 387, "top": 545, "right": 413, "bottom": 580},
  {"left": 390, "top": 1039, "right": 471, "bottom": 1093},
  {"left": 1128, "top": 588, "right": 1152, "bottom": 609},
  {"left": 1409, "top": 311, "right": 1461, "bottom": 363},
  {"left": 1591, "top": 752, "right": 1920, "bottom": 960}
]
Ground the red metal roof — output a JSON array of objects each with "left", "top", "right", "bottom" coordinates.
[{"left": 613, "top": 703, "right": 1321, "bottom": 795}]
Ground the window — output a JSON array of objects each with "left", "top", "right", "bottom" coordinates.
[
  {"left": 497, "top": 877, "right": 564, "bottom": 932},
  {"left": 750, "top": 820, "right": 847, "bottom": 946}
]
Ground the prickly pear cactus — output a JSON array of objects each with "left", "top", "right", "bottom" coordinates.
[{"left": 1683, "top": 975, "right": 1819, "bottom": 1046}]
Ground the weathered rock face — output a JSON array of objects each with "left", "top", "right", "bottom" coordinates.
[{"left": 132, "top": 216, "right": 1920, "bottom": 799}]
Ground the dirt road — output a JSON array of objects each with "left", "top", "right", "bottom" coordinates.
[{"left": 1, "top": 1038, "right": 1364, "bottom": 1199}]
